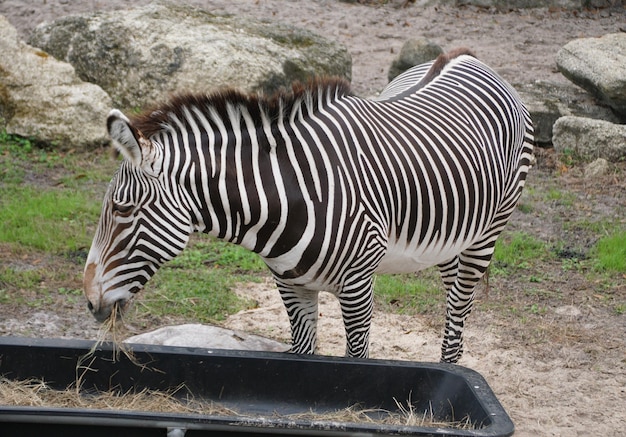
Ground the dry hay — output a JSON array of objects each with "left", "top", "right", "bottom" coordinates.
[
  {"left": 288, "top": 397, "right": 474, "bottom": 429},
  {"left": 0, "top": 377, "right": 475, "bottom": 429},
  {"left": 89, "top": 301, "right": 136, "bottom": 364},
  {"left": 0, "top": 377, "right": 234, "bottom": 416}
]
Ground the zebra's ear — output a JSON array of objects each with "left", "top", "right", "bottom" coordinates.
[{"left": 107, "top": 109, "right": 143, "bottom": 167}]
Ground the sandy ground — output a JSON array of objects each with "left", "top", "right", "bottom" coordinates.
[
  {"left": 1, "top": 1, "right": 625, "bottom": 436},
  {"left": 223, "top": 277, "right": 626, "bottom": 437}
]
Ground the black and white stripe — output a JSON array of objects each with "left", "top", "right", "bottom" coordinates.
[{"left": 84, "top": 49, "right": 533, "bottom": 363}]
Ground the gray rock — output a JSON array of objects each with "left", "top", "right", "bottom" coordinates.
[
  {"left": 584, "top": 158, "right": 609, "bottom": 178},
  {"left": 554, "top": 305, "right": 582, "bottom": 318},
  {"left": 124, "top": 323, "right": 289, "bottom": 352},
  {"left": 0, "top": 15, "right": 111, "bottom": 147},
  {"left": 29, "top": 3, "right": 352, "bottom": 110},
  {"left": 556, "top": 33, "right": 626, "bottom": 118},
  {"left": 388, "top": 38, "right": 443, "bottom": 83},
  {"left": 517, "top": 81, "right": 622, "bottom": 146},
  {"left": 552, "top": 116, "right": 626, "bottom": 162}
]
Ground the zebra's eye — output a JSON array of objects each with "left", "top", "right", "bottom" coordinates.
[{"left": 112, "top": 202, "right": 134, "bottom": 216}]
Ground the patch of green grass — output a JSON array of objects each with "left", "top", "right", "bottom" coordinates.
[
  {"left": 492, "top": 232, "right": 551, "bottom": 275},
  {"left": 516, "top": 202, "right": 533, "bottom": 214},
  {"left": 520, "top": 179, "right": 577, "bottom": 208},
  {"left": 139, "top": 267, "right": 252, "bottom": 322},
  {"left": 0, "top": 264, "right": 51, "bottom": 308},
  {"left": 373, "top": 268, "right": 443, "bottom": 315},
  {"left": 523, "top": 286, "right": 559, "bottom": 301},
  {"left": 57, "top": 286, "right": 84, "bottom": 305},
  {"left": 0, "top": 130, "right": 34, "bottom": 156},
  {"left": 0, "top": 266, "right": 42, "bottom": 291},
  {"left": 168, "top": 240, "right": 267, "bottom": 273},
  {"left": 558, "top": 147, "right": 587, "bottom": 167},
  {"left": 0, "top": 289, "right": 9, "bottom": 304},
  {"left": 0, "top": 186, "right": 101, "bottom": 252},
  {"left": 593, "top": 230, "right": 626, "bottom": 273},
  {"left": 560, "top": 257, "right": 585, "bottom": 273},
  {"left": 0, "top": 136, "right": 113, "bottom": 254},
  {"left": 562, "top": 218, "right": 620, "bottom": 236},
  {"left": 544, "top": 188, "right": 576, "bottom": 206},
  {"left": 0, "top": 131, "right": 33, "bottom": 183},
  {"left": 136, "top": 237, "right": 266, "bottom": 322},
  {"left": 526, "top": 303, "right": 547, "bottom": 315}
]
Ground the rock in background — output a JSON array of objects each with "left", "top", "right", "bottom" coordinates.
[
  {"left": 551, "top": 33, "right": 626, "bottom": 162},
  {"left": 0, "top": 15, "right": 111, "bottom": 147},
  {"left": 517, "top": 80, "right": 622, "bottom": 146},
  {"left": 28, "top": 3, "right": 352, "bottom": 110},
  {"left": 552, "top": 116, "right": 626, "bottom": 162},
  {"left": 387, "top": 38, "right": 443, "bottom": 83},
  {"left": 556, "top": 33, "right": 626, "bottom": 119},
  {"left": 384, "top": 36, "right": 625, "bottom": 156},
  {"left": 583, "top": 158, "right": 609, "bottom": 178}
]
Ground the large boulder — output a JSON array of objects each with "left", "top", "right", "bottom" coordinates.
[
  {"left": 552, "top": 116, "right": 626, "bottom": 162},
  {"left": 0, "top": 15, "right": 111, "bottom": 147},
  {"left": 517, "top": 80, "right": 622, "bottom": 146},
  {"left": 28, "top": 3, "right": 352, "bottom": 110},
  {"left": 556, "top": 33, "right": 626, "bottom": 118}
]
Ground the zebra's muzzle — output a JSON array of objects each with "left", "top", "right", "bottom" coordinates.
[
  {"left": 87, "top": 301, "right": 112, "bottom": 323},
  {"left": 84, "top": 262, "right": 105, "bottom": 320},
  {"left": 88, "top": 299, "right": 111, "bottom": 322},
  {"left": 87, "top": 296, "right": 128, "bottom": 323},
  {"left": 84, "top": 262, "right": 129, "bottom": 323}
]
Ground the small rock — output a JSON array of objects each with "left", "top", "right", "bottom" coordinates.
[
  {"left": 555, "top": 305, "right": 582, "bottom": 317},
  {"left": 584, "top": 158, "right": 609, "bottom": 178}
]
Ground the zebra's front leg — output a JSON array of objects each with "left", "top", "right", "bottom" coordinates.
[
  {"left": 338, "top": 276, "right": 374, "bottom": 358},
  {"left": 275, "top": 280, "right": 320, "bottom": 355},
  {"left": 440, "top": 243, "right": 495, "bottom": 363}
]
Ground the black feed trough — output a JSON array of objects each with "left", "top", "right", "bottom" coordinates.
[{"left": 0, "top": 337, "right": 513, "bottom": 436}]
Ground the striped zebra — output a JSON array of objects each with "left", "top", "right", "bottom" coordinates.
[{"left": 84, "top": 48, "right": 534, "bottom": 363}]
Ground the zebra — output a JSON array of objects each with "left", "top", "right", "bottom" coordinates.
[{"left": 84, "top": 48, "right": 534, "bottom": 363}]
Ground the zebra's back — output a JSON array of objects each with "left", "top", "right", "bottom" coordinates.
[{"left": 301, "top": 52, "right": 533, "bottom": 277}]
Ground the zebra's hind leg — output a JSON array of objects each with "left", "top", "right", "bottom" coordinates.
[
  {"left": 439, "top": 239, "right": 496, "bottom": 363},
  {"left": 275, "top": 279, "right": 320, "bottom": 355}
]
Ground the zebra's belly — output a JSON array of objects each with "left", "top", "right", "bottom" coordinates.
[{"left": 375, "top": 240, "right": 467, "bottom": 274}]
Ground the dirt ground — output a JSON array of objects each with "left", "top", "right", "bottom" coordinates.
[{"left": 1, "top": 1, "right": 625, "bottom": 436}]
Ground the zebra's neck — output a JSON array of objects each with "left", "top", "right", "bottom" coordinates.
[{"left": 151, "top": 80, "right": 353, "bottom": 259}]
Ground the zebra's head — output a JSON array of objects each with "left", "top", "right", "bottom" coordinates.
[{"left": 84, "top": 110, "right": 192, "bottom": 322}]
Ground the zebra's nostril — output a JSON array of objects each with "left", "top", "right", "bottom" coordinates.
[{"left": 87, "top": 301, "right": 95, "bottom": 312}]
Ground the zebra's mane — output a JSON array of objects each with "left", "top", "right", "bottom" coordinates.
[
  {"left": 412, "top": 47, "right": 475, "bottom": 92},
  {"left": 131, "top": 77, "right": 352, "bottom": 139}
]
